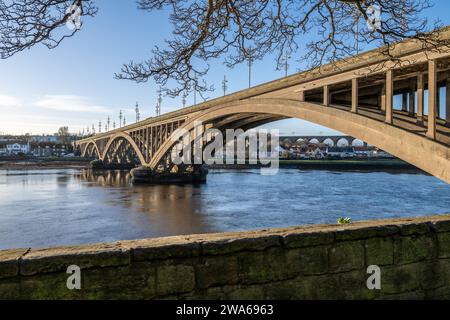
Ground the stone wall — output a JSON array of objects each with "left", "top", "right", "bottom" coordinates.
[{"left": 1, "top": 215, "right": 449, "bottom": 299}]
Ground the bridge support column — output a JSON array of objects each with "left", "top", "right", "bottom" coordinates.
[
  {"left": 446, "top": 79, "right": 450, "bottom": 127},
  {"left": 427, "top": 60, "right": 437, "bottom": 140},
  {"left": 408, "top": 84, "right": 415, "bottom": 116},
  {"left": 323, "top": 85, "right": 330, "bottom": 107},
  {"left": 131, "top": 165, "right": 208, "bottom": 184},
  {"left": 385, "top": 70, "right": 393, "bottom": 124},
  {"left": 437, "top": 84, "right": 441, "bottom": 119},
  {"left": 402, "top": 93, "right": 408, "bottom": 112},
  {"left": 351, "top": 78, "right": 358, "bottom": 113},
  {"left": 417, "top": 72, "right": 424, "bottom": 124},
  {"left": 299, "top": 91, "right": 305, "bottom": 102},
  {"left": 380, "top": 83, "right": 386, "bottom": 112}
]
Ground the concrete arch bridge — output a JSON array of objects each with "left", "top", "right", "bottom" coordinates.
[{"left": 76, "top": 30, "right": 450, "bottom": 183}]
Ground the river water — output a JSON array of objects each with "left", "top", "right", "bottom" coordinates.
[{"left": 0, "top": 168, "right": 449, "bottom": 249}]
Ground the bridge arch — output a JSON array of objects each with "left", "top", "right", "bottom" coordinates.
[
  {"left": 81, "top": 141, "right": 101, "bottom": 158},
  {"left": 149, "top": 98, "right": 450, "bottom": 183},
  {"left": 336, "top": 138, "right": 350, "bottom": 147},
  {"left": 352, "top": 139, "right": 365, "bottom": 147},
  {"left": 101, "top": 132, "right": 147, "bottom": 165},
  {"left": 323, "top": 138, "right": 335, "bottom": 147}
]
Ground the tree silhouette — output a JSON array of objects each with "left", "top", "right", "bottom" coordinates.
[{"left": 1, "top": 0, "right": 448, "bottom": 98}]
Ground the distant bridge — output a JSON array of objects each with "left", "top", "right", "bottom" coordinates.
[
  {"left": 76, "top": 28, "right": 450, "bottom": 183},
  {"left": 280, "top": 136, "right": 367, "bottom": 147}
]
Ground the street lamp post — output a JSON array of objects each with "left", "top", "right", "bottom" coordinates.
[
  {"left": 247, "top": 46, "right": 253, "bottom": 88},
  {"left": 222, "top": 75, "right": 228, "bottom": 96},
  {"left": 156, "top": 88, "right": 162, "bottom": 116},
  {"left": 135, "top": 102, "right": 140, "bottom": 122},
  {"left": 182, "top": 91, "right": 187, "bottom": 108}
]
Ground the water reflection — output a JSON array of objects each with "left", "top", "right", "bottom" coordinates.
[
  {"left": 74, "top": 169, "right": 212, "bottom": 237},
  {"left": 76, "top": 169, "right": 133, "bottom": 187}
]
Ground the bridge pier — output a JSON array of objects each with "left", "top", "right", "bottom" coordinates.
[
  {"left": 417, "top": 72, "right": 425, "bottom": 124},
  {"left": 402, "top": 92, "right": 408, "bottom": 112},
  {"left": 385, "top": 70, "right": 394, "bottom": 124},
  {"left": 131, "top": 165, "right": 208, "bottom": 184},
  {"left": 351, "top": 78, "right": 358, "bottom": 113},
  {"left": 89, "top": 159, "right": 136, "bottom": 170},
  {"left": 427, "top": 59, "right": 437, "bottom": 140},
  {"left": 408, "top": 82, "right": 415, "bottom": 116}
]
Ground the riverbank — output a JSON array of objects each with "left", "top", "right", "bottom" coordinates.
[
  {"left": 210, "top": 159, "right": 422, "bottom": 172},
  {"left": 0, "top": 158, "right": 91, "bottom": 170},
  {"left": 0, "top": 158, "right": 421, "bottom": 172}
]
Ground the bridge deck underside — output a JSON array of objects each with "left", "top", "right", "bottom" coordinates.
[{"left": 329, "top": 104, "right": 450, "bottom": 146}]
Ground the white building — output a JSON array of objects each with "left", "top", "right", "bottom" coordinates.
[
  {"left": 0, "top": 142, "right": 7, "bottom": 155},
  {"left": 5, "top": 141, "right": 30, "bottom": 155},
  {"left": 31, "top": 135, "right": 58, "bottom": 143}
]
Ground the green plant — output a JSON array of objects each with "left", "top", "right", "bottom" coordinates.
[{"left": 337, "top": 217, "right": 352, "bottom": 225}]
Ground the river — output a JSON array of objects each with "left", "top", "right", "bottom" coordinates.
[{"left": 0, "top": 168, "right": 449, "bottom": 249}]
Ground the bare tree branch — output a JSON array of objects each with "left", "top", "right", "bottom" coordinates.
[
  {"left": 0, "top": 0, "right": 97, "bottom": 59},
  {"left": 115, "top": 0, "right": 449, "bottom": 97},
  {"left": 1, "top": 0, "right": 448, "bottom": 99}
]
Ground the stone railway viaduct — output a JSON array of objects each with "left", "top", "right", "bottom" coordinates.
[{"left": 76, "top": 29, "right": 450, "bottom": 183}]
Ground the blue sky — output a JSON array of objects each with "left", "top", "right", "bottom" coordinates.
[{"left": 1, "top": 0, "right": 450, "bottom": 135}]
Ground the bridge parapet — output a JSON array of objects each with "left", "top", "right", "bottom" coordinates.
[{"left": 2, "top": 214, "right": 450, "bottom": 299}]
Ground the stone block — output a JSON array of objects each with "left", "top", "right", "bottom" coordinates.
[
  {"left": 81, "top": 263, "right": 157, "bottom": 299},
  {"left": 335, "top": 225, "right": 398, "bottom": 241},
  {"left": 382, "top": 263, "right": 423, "bottom": 294},
  {"left": 337, "top": 269, "right": 380, "bottom": 300},
  {"left": 237, "top": 247, "right": 291, "bottom": 284},
  {"left": 328, "top": 241, "right": 365, "bottom": 273},
  {"left": 156, "top": 264, "right": 195, "bottom": 296},
  {"left": 291, "top": 274, "right": 341, "bottom": 300},
  {"left": 437, "top": 232, "right": 450, "bottom": 258},
  {"left": 128, "top": 240, "right": 201, "bottom": 261},
  {"left": 398, "top": 223, "right": 430, "bottom": 236},
  {"left": 20, "top": 243, "right": 130, "bottom": 276},
  {"left": 419, "top": 260, "right": 449, "bottom": 290},
  {"left": 282, "top": 231, "right": 334, "bottom": 248},
  {"left": 425, "top": 286, "right": 450, "bottom": 300},
  {"left": 394, "top": 235, "right": 436, "bottom": 264},
  {"left": 19, "top": 271, "right": 83, "bottom": 300},
  {"left": 285, "top": 246, "right": 328, "bottom": 275},
  {"left": 365, "top": 237, "right": 394, "bottom": 266},
  {"left": 195, "top": 256, "right": 239, "bottom": 289},
  {"left": 201, "top": 235, "right": 281, "bottom": 256}
]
